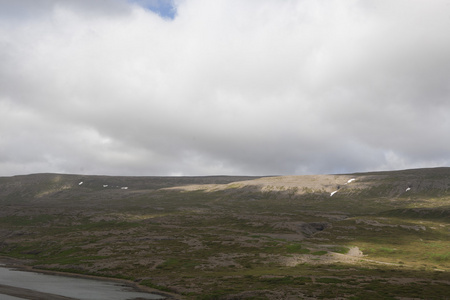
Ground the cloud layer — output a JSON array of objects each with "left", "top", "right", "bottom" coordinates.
[{"left": 1, "top": 0, "right": 450, "bottom": 176}]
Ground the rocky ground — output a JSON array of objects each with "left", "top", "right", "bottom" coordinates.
[{"left": 0, "top": 168, "right": 449, "bottom": 299}]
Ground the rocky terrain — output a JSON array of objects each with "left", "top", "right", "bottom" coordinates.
[{"left": 0, "top": 168, "right": 449, "bottom": 299}]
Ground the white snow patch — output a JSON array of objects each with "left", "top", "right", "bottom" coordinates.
[
  {"left": 347, "top": 178, "right": 356, "bottom": 183},
  {"left": 103, "top": 185, "right": 108, "bottom": 188},
  {"left": 330, "top": 191, "right": 338, "bottom": 197},
  {"left": 78, "top": 182, "right": 83, "bottom": 185},
  {"left": 405, "top": 187, "right": 411, "bottom": 192},
  {"left": 121, "top": 187, "right": 128, "bottom": 190}
]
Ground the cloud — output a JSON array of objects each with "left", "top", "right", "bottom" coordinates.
[{"left": 1, "top": 0, "right": 450, "bottom": 176}]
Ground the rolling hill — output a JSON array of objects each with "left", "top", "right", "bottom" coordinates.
[{"left": 0, "top": 168, "right": 449, "bottom": 299}]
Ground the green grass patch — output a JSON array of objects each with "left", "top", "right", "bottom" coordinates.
[
  {"left": 316, "top": 277, "right": 342, "bottom": 283},
  {"left": 331, "top": 246, "right": 350, "bottom": 254},
  {"left": 286, "top": 243, "right": 310, "bottom": 254},
  {"left": 428, "top": 252, "right": 450, "bottom": 262},
  {"left": 260, "top": 276, "right": 311, "bottom": 285},
  {"left": 0, "top": 215, "right": 56, "bottom": 226},
  {"left": 140, "top": 279, "right": 174, "bottom": 293}
]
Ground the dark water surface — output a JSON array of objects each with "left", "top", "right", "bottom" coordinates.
[{"left": 0, "top": 265, "right": 164, "bottom": 300}]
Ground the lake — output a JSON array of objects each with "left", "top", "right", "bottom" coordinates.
[{"left": 0, "top": 265, "right": 165, "bottom": 300}]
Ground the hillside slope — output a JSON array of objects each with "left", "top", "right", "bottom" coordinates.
[{"left": 0, "top": 168, "right": 449, "bottom": 299}]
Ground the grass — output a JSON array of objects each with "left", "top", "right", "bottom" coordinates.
[
  {"left": 330, "top": 246, "right": 350, "bottom": 254},
  {"left": 0, "top": 215, "right": 56, "bottom": 226},
  {"left": 428, "top": 252, "right": 450, "bottom": 262},
  {"left": 286, "top": 243, "right": 310, "bottom": 254},
  {"left": 0, "top": 170, "right": 449, "bottom": 299}
]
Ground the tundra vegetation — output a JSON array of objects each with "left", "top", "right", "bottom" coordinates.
[{"left": 0, "top": 168, "right": 449, "bottom": 299}]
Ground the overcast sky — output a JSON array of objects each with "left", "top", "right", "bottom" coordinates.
[{"left": 1, "top": 0, "right": 450, "bottom": 176}]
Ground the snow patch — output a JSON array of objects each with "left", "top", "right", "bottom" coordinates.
[
  {"left": 78, "top": 182, "right": 83, "bottom": 185},
  {"left": 103, "top": 185, "right": 108, "bottom": 188},
  {"left": 330, "top": 191, "right": 338, "bottom": 197},
  {"left": 405, "top": 187, "right": 411, "bottom": 192},
  {"left": 347, "top": 178, "right": 355, "bottom": 183},
  {"left": 121, "top": 187, "right": 128, "bottom": 190}
]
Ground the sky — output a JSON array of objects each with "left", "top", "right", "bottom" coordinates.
[{"left": 1, "top": 0, "right": 450, "bottom": 176}]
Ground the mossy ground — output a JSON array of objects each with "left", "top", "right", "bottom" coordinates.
[{"left": 0, "top": 170, "right": 449, "bottom": 299}]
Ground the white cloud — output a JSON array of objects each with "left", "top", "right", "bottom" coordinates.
[{"left": 1, "top": 0, "right": 450, "bottom": 176}]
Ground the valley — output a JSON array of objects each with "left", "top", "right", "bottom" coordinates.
[{"left": 0, "top": 168, "right": 449, "bottom": 299}]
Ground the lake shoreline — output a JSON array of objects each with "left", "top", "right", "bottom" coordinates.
[
  {"left": 0, "top": 283, "right": 79, "bottom": 300},
  {"left": 0, "top": 256, "right": 183, "bottom": 300}
]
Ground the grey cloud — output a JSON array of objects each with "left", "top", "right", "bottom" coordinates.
[
  {"left": 0, "top": 0, "right": 131, "bottom": 21},
  {"left": 1, "top": 0, "right": 450, "bottom": 176}
]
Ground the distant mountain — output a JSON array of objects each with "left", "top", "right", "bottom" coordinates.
[{"left": 1, "top": 168, "right": 449, "bottom": 205}]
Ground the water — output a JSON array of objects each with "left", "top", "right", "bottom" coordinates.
[
  {"left": 0, "top": 266, "right": 165, "bottom": 300},
  {"left": 0, "top": 295, "right": 25, "bottom": 300}
]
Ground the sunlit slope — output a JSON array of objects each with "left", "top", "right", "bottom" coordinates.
[{"left": 1, "top": 167, "right": 448, "bottom": 207}]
